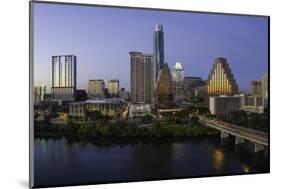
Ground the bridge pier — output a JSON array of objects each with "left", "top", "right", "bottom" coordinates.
[
  {"left": 220, "top": 131, "right": 229, "bottom": 139},
  {"left": 254, "top": 143, "right": 264, "bottom": 152},
  {"left": 235, "top": 137, "right": 245, "bottom": 145}
]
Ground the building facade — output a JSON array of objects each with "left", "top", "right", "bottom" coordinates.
[
  {"left": 51, "top": 55, "right": 77, "bottom": 101},
  {"left": 209, "top": 95, "right": 240, "bottom": 115},
  {"left": 69, "top": 98, "right": 124, "bottom": 118},
  {"left": 157, "top": 63, "right": 174, "bottom": 109},
  {"left": 130, "top": 52, "right": 154, "bottom": 104},
  {"left": 207, "top": 57, "right": 238, "bottom": 96},
  {"left": 153, "top": 24, "right": 165, "bottom": 80},
  {"left": 34, "top": 84, "right": 46, "bottom": 105},
  {"left": 88, "top": 79, "right": 105, "bottom": 98},
  {"left": 172, "top": 62, "right": 185, "bottom": 101},
  {"left": 108, "top": 79, "right": 120, "bottom": 97},
  {"left": 262, "top": 73, "right": 268, "bottom": 99},
  {"left": 251, "top": 80, "right": 262, "bottom": 96},
  {"left": 184, "top": 76, "right": 206, "bottom": 101}
]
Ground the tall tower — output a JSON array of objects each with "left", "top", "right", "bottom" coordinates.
[
  {"left": 130, "top": 52, "right": 154, "bottom": 104},
  {"left": 172, "top": 62, "right": 184, "bottom": 101},
  {"left": 207, "top": 57, "right": 238, "bottom": 96},
  {"left": 88, "top": 79, "right": 105, "bottom": 98},
  {"left": 157, "top": 63, "right": 173, "bottom": 109},
  {"left": 51, "top": 55, "right": 77, "bottom": 101},
  {"left": 153, "top": 24, "right": 164, "bottom": 80}
]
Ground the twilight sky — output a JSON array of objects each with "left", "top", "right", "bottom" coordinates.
[{"left": 33, "top": 2, "right": 268, "bottom": 92}]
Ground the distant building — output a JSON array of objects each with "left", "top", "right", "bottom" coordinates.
[
  {"left": 172, "top": 62, "right": 184, "bottom": 101},
  {"left": 251, "top": 80, "right": 262, "bottom": 95},
  {"left": 261, "top": 73, "right": 268, "bottom": 99},
  {"left": 153, "top": 24, "right": 165, "bottom": 80},
  {"left": 88, "top": 79, "right": 105, "bottom": 98},
  {"left": 129, "top": 104, "right": 151, "bottom": 119},
  {"left": 209, "top": 95, "right": 240, "bottom": 115},
  {"left": 108, "top": 79, "right": 120, "bottom": 97},
  {"left": 51, "top": 55, "right": 77, "bottom": 101},
  {"left": 119, "top": 88, "right": 129, "bottom": 101},
  {"left": 184, "top": 76, "right": 206, "bottom": 101},
  {"left": 130, "top": 52, "right": 154, "bottom": 104},
  {"left": 194, "top": 84, "right": 208, "bottom": 106},
  {"left": 240, "top": 95, "right": 264, "bottom": 113},
  {"left": 209, "top": 94, "right": 266, "bottom": 115},
  {"left": 157, "top": 63, "right": 173, "bottom": 109},
  {"left": 69, "top": 98, "right": 124, "bottom": 118},
  {"left": 76, "top": 89, "right": 88, "bottom": 102},
  {"left": 207, "top": 57, "right": 238, "bottom": 96},
  {"left": 34, "top": 84, "right": 46, "bottom": 105}
]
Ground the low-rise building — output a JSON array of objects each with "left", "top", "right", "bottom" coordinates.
[
  {"left": 129, "top": 104, "right": 151, "bottom": 119},
  {"left": 209, "top": 95, "right": 240, "bottom": 115},
  {"left": 69, "top": 98, "right": 124, "bottom": 118}
]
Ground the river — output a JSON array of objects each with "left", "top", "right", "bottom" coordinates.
[{"left": 34, "top": 135, "right": 269, "bottom": 187}]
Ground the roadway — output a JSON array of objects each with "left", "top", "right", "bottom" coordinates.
[{"left": 199, "top": 116, "right": 268, "bottom": 146}]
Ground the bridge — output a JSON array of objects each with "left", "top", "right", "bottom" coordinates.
[{"left": 199, "top": 116, "right": 269, "bottom": 152}]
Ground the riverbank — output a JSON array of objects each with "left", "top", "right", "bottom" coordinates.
[{"left": 34, "top": 120, "right": 219, "bottom": 143}]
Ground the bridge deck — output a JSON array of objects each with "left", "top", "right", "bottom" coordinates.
[{"left": 199, "top": 116, "right": 268, "bottom": 146}]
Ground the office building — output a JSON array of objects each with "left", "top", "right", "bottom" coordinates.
[
  {"left": 130, "top": 52, "right": 154, "bottom": 104},
  {"left": 172, "top": 62, "right": 184, "bottom": 101},
  {"left": 209, "top": 95, "right": 240, "bottom": 115},
  {"left": 88, "top": 79, "right": 105, "bottom": 98},
  {"left": 207, "top": 57, "right": 238, "bottom": 96},
  {"left": 153, "top": 24, "right": 165, "bottom": 80},
  {"left": 251, "top": 80, "right": 262, "bottom": 95},
  {"left": 76, "top": 89, "right": 87, "bottom": 102},
  {"left": 157, "top": 63, "right": 173, "bottom": 109},
  {"left": 51, "top": 55, "right": 77, "bottom": 101},
  {"left": 240, "top": 95, "right": 264, "bottom": 113},
  {"left": 34, "top": 84, "right": 46, "bottom": 105},
  {"left": 108, "top": 79, "right": 120, "bottom": 97}
]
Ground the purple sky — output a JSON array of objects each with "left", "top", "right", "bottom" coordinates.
[{"left": 33, "top": 2, "right": 268, "bottom": 92}]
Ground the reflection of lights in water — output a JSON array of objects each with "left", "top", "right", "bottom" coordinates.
[
  {"left": 40, "top": 139, "right": 47, "bottom": 154},
  {"left": 213, "top": 149, "right": 224, "bottom": 171},
  {"left": 243, "top": 165, "right": 250, "bottom": 173}
]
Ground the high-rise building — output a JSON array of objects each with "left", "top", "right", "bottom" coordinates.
[
  {"left": 172, "top": 62, "right": 184, "bottom": 101},
  {"left": 153, "top": 24, "right": 165, "bottom": 80},
  {"left": 34, "top": 84, "right": 46, "bottom": 105},
  {"left": 51, "top": 55, "right": 77, "bottom": 101},
  {"left": 88, "top": 79, "right": 105, "bottom": 98},
  {"left": 261, "top": 73, "right": 268, "bottom": 99},
  {"left": 207, "top": 57, "right": 238, "bottom": 96},
  {"left": 108, "top": 79, "right": 120, "bottom": 97},
  {"left": 157, "top": 63, "right": 173, "bottom": 109},
  {"left": 130, "top": 52, "right": 154, "bottom": 104},
  {"left": 250, "top": 80, "right": 262, "bottom": 95}
]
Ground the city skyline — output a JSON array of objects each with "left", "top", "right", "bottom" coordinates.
[{"left": 34, "top": 3, "right": 268, "bottom": 92}]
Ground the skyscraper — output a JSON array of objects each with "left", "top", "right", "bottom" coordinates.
[
  {"left": 51, "top": 55, "right": 77, "bottom": 101},
  {"left": 157, "top": 63, "right": 173, "bottom": 109},
  {"left": 172, "top": 62, "right": 184, "bottom": 101},
  {"left": 88, "top": 79, "right": 105, "bottom": 98},
  {"left": 130, "top": 52, "right": 154, "bottom": 104},
  {"left": 207, "top": 57, "right": 238, "bottom": 96},
  {"left": 108, "top": 79, "right": 120, "bottom": 97},
  {"left": 153, "top": 24, "right": 164, "bottom": 80}
]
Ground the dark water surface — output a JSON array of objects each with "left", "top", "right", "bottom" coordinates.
[{"left": 34, "top": 135, "right": 269, "bottom": 187}]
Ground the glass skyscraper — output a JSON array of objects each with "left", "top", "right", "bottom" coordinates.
[
  {"left": 153, "top": 24, "right": 165, "bottom": 80},
  {"left": 172, "top": 62, "right": 185, "bottom": 101},
  {"left": 51, "top": 55, "right": 77, "bottom": 101}
]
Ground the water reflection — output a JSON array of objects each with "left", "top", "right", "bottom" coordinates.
[{"left": 213, "top": 149, "right": 224, "bottom": 171}]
